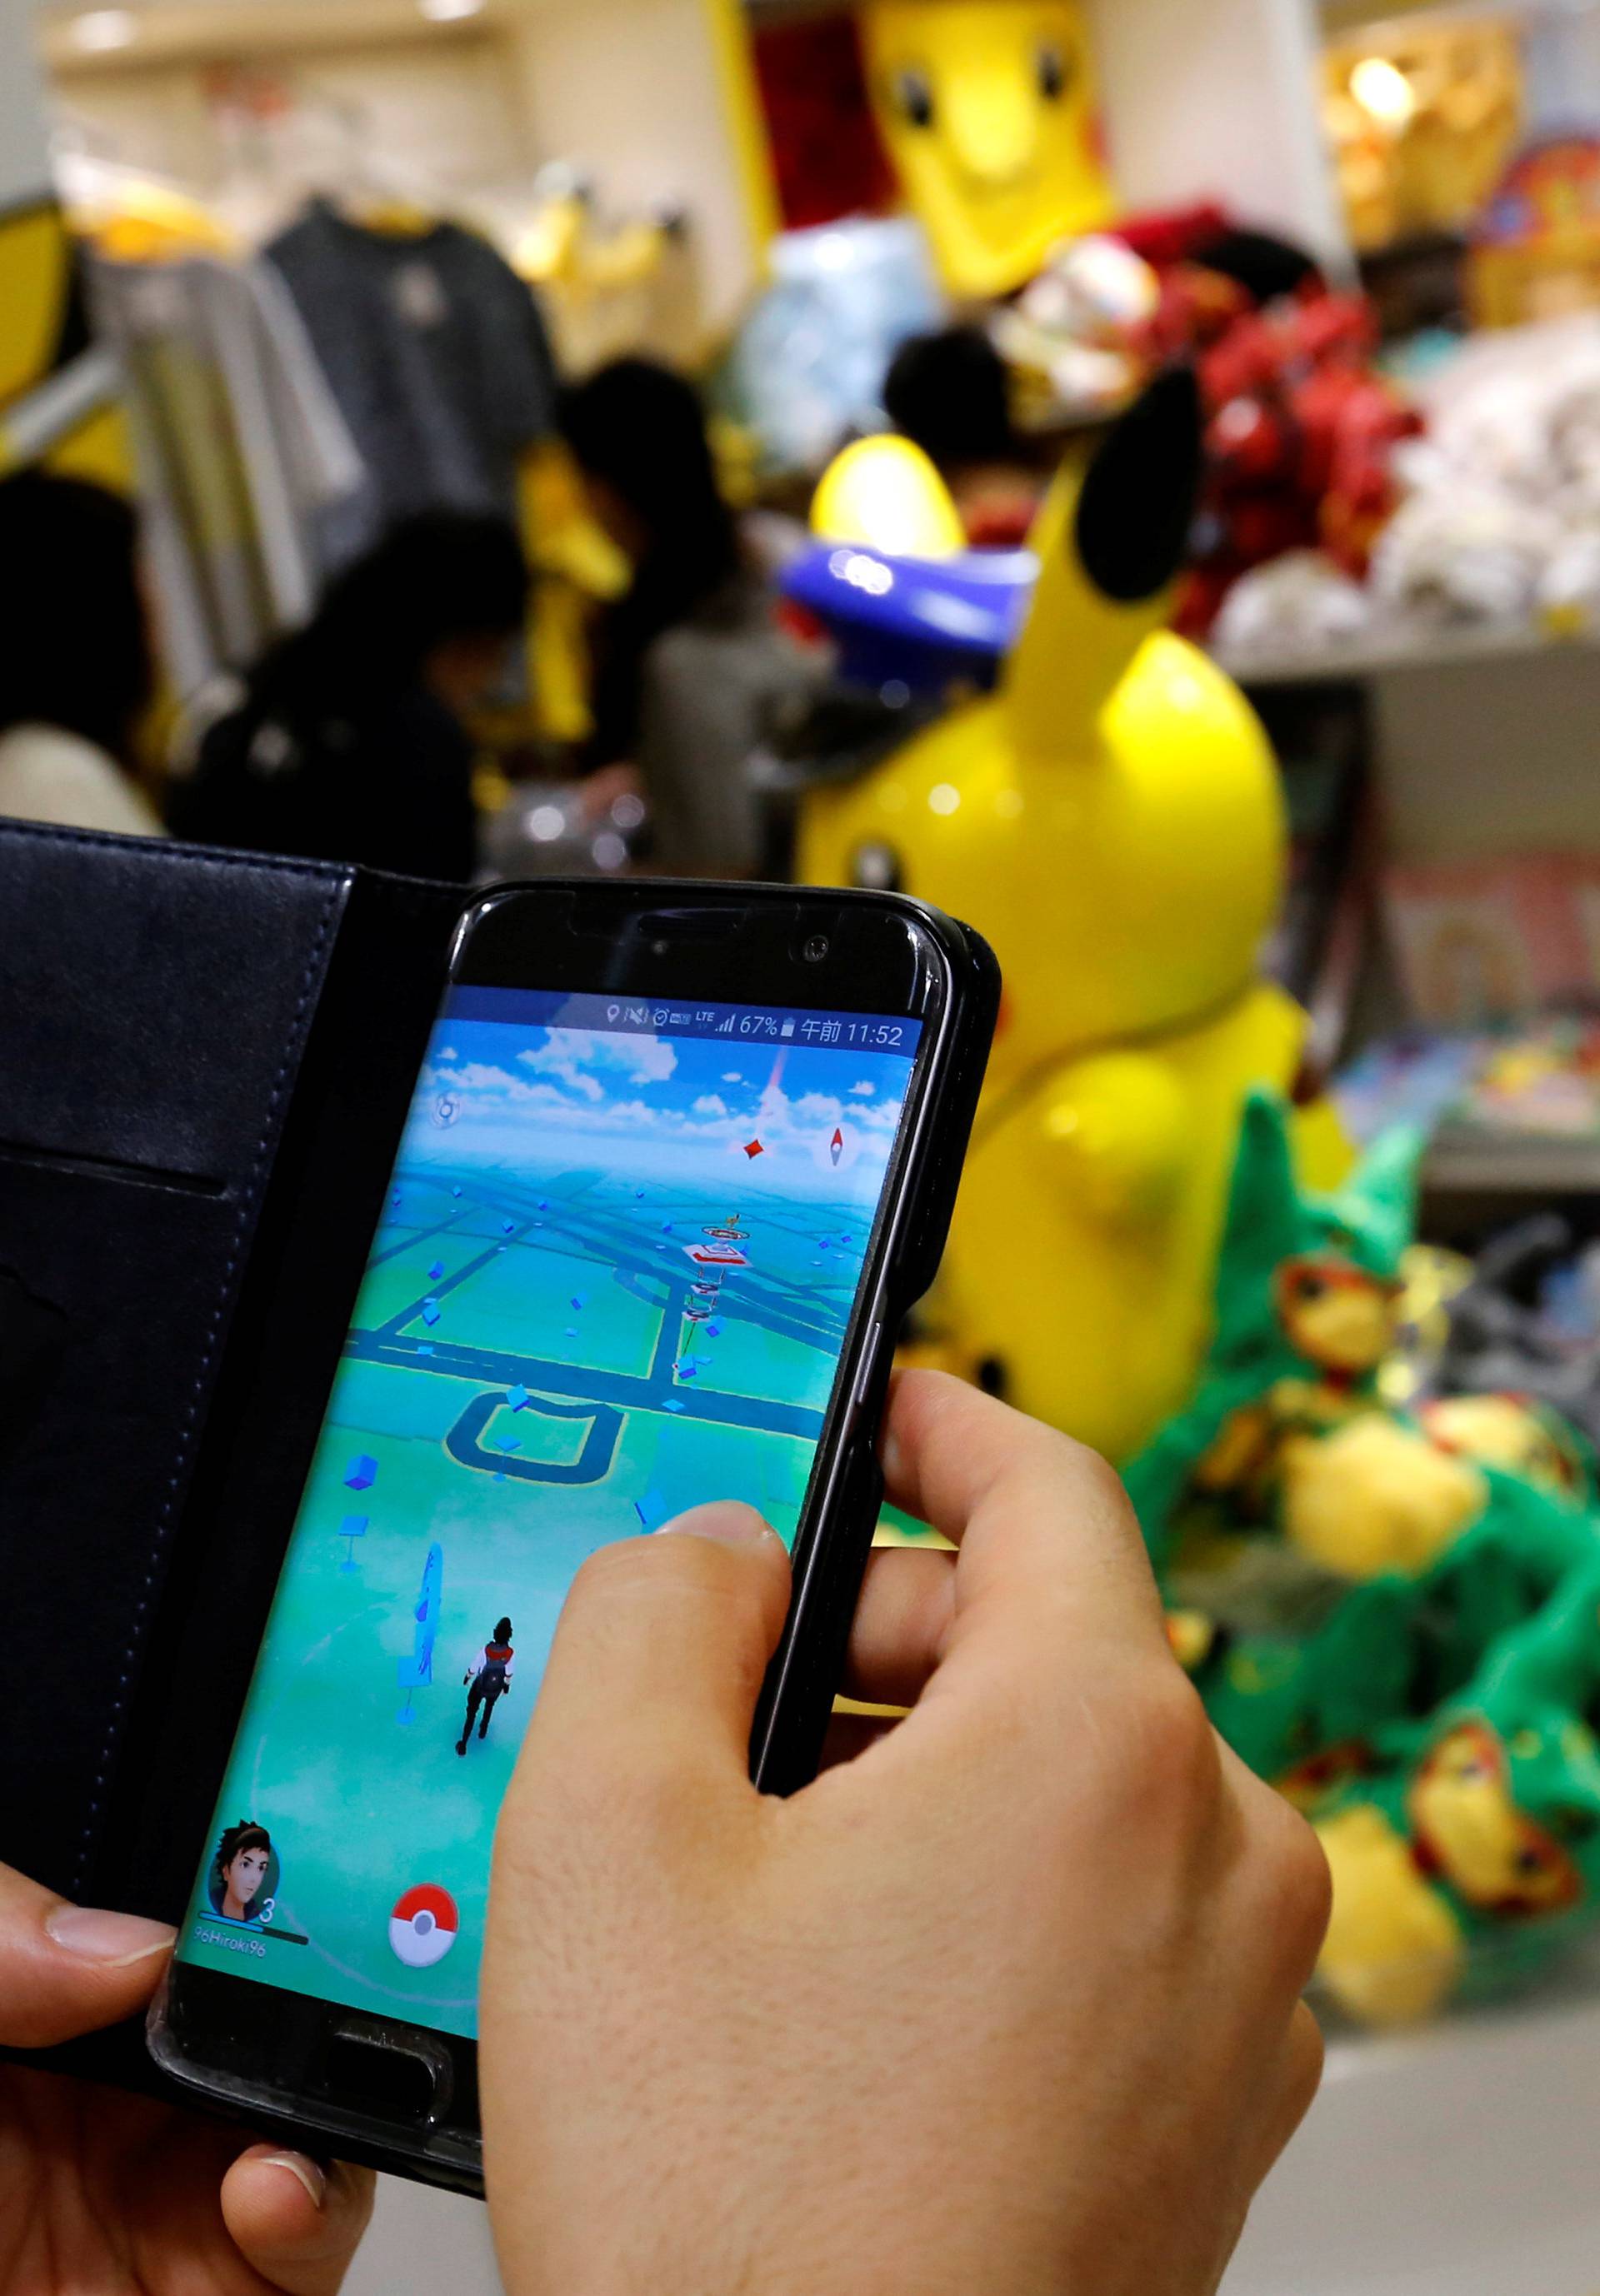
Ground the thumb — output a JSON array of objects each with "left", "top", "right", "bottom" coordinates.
[
  {"left": 525, "top": 1505, "right": 791, "bottom": 1789},
  {"left": 222, "top": 2149, "right": 376, "bottom": 2296},
  {"left": 0, "top": 1859, "right": 175, "bottom": 2048}
]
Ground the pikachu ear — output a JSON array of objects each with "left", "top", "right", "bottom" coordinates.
[
  {"left": 1075, "top": 365, "right": 1203, "bottom": 603},
  {"left": 1005, "top": 365, "right": 1202, "bottom": 755},
  {"left": 810, "top": 433, "right": 968, "bottom": 559}
]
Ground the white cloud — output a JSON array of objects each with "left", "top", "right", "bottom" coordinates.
[
  {"left": 849, "top": 1080, "right": 876, "bottom": 1096},
  {"left": 791, "top": 1092, "right": 844, "bottom": 1126},
  {"left": 448, "top": 1062, "right": 523, "bottom": 1092},
  {"left": 422, "top": 1061, "right": 604, "bottom": 1116},
  {"left": 721, "top": 1071, "right": 742, "bottom": 1085},
  {"left": 518, "top": 1081, "right": 585, "bottom": 1111},
  {"left": 438, "top": 1046, "right": 458, "bottom": 1061},
  {"left": 606, "top": 1097, "right": 684, "bottom": 1130},
  {"left": 852, "top": 1096, "right": 904, "bottom": 1133},
  {"left": 519, "top": 1027, "right": 677, "bottom": 1096},
  {"left": 692, "top": 1095, "right": 729, "bottom": 1118}
]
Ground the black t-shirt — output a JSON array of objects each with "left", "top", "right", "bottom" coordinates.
[
  {"left": 170, "top": 688, "right": 478, "bottom": 881},
  {"left": 266, "top": 202, "right": 558, "bottom": 573}
]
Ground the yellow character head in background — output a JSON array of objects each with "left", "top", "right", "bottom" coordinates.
[{"left": 862, "top": 0, "right": 1115, "bottom": 298}]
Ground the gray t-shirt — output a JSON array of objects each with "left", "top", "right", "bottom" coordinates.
[{"left": 266, "top": 201, "right": 557, "bottom": 568}]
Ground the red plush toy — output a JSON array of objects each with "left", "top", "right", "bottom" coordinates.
[
  {"left": 1175, "top": 284, "right": 1420, "bottom": 635},
  {"left": 1108, "top": 212, "right": 1422, "bottom": 636}
]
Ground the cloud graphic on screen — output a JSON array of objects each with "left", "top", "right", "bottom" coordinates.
[
  {"left": 519, "top": 1029, "right": 678, "bottom": 1095},
  {"left": 445, "top": 1062, "right": 528, "bottom": 1093},
  {"left": 791, "top": 1092, "right": 844, "bottom": 1126},
  {"left": 849, "top": 1081, "right": 876, "bottom": 1096},
  {"left": 416, "top": 1026, "right": 906, "bottom": 1190}
]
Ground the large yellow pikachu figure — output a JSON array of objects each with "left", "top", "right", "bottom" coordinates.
[
  {"left": 862, "top": 0, "right": 1115, "bottom": 298},
  {"left": 798, "top": 372, "right": 1335, "bottom": 1462}
]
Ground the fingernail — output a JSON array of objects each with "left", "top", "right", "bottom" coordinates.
[
  {"left": 262, "top": 2154, "right": 326, "bottom": 2210},
  {"left": 46, "top": 1905, "right": 177, "bottom": 1966},
  {"left": 658, "top": 1501, "right": 779, "bottom": 1549}
]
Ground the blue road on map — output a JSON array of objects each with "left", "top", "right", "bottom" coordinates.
[
  {"left": 342, "top": 1167, "right": 853, "bottom": 1483},
  {"left": 446, "top": 1390, "right": 626, "bottom": 1485}
]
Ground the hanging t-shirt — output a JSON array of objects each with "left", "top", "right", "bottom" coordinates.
[
  {"left": 93, "top": 254, "right": 365, "bottom": 691},
  {"left": 265, "top": 202, "right": 558, "bottom": 569}
]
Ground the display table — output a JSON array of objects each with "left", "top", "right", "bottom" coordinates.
[{"left": 1230, "top": 1948, "right": 1600, "bottom": 2295}]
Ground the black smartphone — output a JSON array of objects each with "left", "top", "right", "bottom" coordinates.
[{"left": 148, "top": 879, "right": 998, "bottom": 2189}]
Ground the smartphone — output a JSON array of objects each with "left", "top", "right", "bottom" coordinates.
[{"left": 148, "top": 880, "right": 998, "bottom": 2188}]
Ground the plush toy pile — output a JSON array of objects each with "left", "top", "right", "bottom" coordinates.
[
  {"left": 1372, "top": 315, "right": 1600, "bottom": 629},
  {"left": 1127, "top": 1094, "right": 1600, "bottom": 2026},
  {"left": 1218, "top": 313, "right": 1600, "bottom": 654},
  {"left": 988, "top": 221, "right": 1423, "bottom": 640}
]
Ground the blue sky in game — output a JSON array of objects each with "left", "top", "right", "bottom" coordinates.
[{"left": 404, "top": 1019, "right": 916, "bottom": 1200}]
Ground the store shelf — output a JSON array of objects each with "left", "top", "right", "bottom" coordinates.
[
  {"left": 1212, "top": 616, "right": 1600, "bottom": 690},
  {"left": 1423, "top": 1129, "right": 1600, "bottom": 1195}
]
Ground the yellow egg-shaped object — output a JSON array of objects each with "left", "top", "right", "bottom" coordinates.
[{"left": 812, "top": 433, "right": 968, "bottom": 559}]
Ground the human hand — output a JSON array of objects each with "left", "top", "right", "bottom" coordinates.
[
  {"left": 482, "top": 1370, "right": 1329, "bottom": 2296},
  {"left": 0, "top": 1860, "right": 373, "bottom": 2295}
]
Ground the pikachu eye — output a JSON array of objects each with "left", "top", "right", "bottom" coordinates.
[
  {"left": 1037, "top": 42, "right": 1071, "bottom": 101},
  {"left": 892, "top": 66, "right": 936, "bottom": 129}
]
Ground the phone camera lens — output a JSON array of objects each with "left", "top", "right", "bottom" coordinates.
[
  {"left": 802, "top": 935, "right": 830, "bottom": 963},
  {"left": 650, "top": 938, "right": 668, "bottom": 956}
]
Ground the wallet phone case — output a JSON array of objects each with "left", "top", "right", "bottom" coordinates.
[
  {"left": 1, "top": 829, "right": 999, "bottom": 2194},
  {"left": 0, "top": 821, "right": 464, "bottom": 2114}
]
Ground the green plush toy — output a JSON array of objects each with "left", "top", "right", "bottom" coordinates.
[{"left": 1126, "top": 1092, "right": 1600, "bottom": 2024}]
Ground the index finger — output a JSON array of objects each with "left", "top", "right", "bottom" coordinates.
[{"left": 879, "top": 1370, "right": 1167, "bottom": 1668}]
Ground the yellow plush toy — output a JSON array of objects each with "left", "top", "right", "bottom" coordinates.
[
  {"left": 797, "top": 374, "right": 1342, "bottom": 1460},
  {"left": 861, "top": 0, "right": 1115, "bottom": 299}
]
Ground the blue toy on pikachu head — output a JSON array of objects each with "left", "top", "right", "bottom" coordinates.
[{"left": 794, "top": 369, "right": 1348, "bottom": 1464}]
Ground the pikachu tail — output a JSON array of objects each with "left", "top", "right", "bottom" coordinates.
[{"left": 1004, "top": 366, "right": 1203, "bottom": 757}]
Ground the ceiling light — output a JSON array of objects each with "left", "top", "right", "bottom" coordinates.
[
  {"left": 1350, "top": 55, "right": 1418, "bottom": 129},
  {"left": 70, "top": 8, "right": 138, "bottom": 52},
  {"left": 418, "top": 0, "right": 484, "bottom": 20}
]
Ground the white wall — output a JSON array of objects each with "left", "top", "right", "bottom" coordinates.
[
  {"left": 1, "top": 0, "right": 54, "bottom": 203},
  {"left": 52, "top": 32, "right": 532, "bottom": 211},
  {"left": 1088, "top": 0, "right": 1352, "bottom": 275},
  {"left": 507, "top": 0, "right": 766, "bottom": 342}
]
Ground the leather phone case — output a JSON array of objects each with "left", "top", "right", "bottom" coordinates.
[{"left": 0, "top": 821, "right": 463, "bottom": 2103}]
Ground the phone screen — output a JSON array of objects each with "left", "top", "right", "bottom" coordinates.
[{"left": 174, "top": 986, "right": 922, "bottom": 2039}]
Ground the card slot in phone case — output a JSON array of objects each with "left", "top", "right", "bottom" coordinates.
[{"left": 0, "top": 1135, "right": 230, "bottom": 1197}]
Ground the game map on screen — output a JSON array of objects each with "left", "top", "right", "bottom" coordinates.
[{"left": 177, "top": 989, "right": 920, "bottom": 2036}]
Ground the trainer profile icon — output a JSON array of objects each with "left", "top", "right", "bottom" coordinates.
[{"left": 208, "top": 1819, "right": 278, "bottom": 1924}]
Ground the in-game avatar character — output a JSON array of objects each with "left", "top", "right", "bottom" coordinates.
[
  {"left": 458, "top": 1616, "right": 514, "bottom": 1754},
  {"left": 209, "top": 1820, "right": 274, "bottom": 1923}
]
